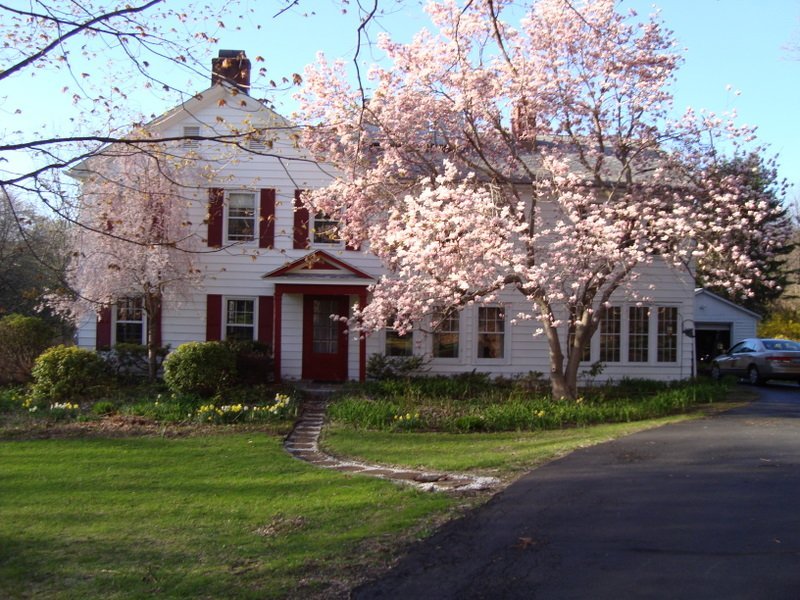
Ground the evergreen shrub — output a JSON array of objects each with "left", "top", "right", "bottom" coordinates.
[
  {"left": 29, "top": 345, "right": 110, "bottom": 404},
  {"left": 162, "top": 341, "right": 236, "bottom": 397}
]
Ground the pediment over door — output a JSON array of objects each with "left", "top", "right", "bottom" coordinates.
[{"left": 262, "top": 250, "right": 374, "bottom": 285}]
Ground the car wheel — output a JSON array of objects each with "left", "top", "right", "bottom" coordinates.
[
  {"left": 748, "top": 365, "right": 763, "bottom": 386},
  {"left": 710, "top": 364, "right": 722, "bottom": 381}
]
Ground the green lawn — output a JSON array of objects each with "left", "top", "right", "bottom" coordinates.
[
  {"left": 323, "top": 413, "right": 703, "bottom": 480},
  {"left": 0, "top": 403, "right": 740, "bottom": 599},
  {"left": 0, "top": 433, "right": 456, "bottom": 599}
]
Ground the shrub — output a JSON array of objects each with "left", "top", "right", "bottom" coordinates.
[
  {"left": 101, "top": 343, "right": 169, "bottom": 382},
  {"left": 366, "top": 353, "right": 428, "bottom": 380},
  {"left": 162, "top": 342, "right": 236, "bottom": 397},
  {"left": 29, "top": 345, "right": 110, "bottom": 404},
  {"left": 223, "top": 340, "right": 273, "bottom": 385},
  {"left": 0, "top": 314, "right": 56, "bottom": 384},
  {"left": 0, "top": 386, "right": 27, "bottom": 412}
]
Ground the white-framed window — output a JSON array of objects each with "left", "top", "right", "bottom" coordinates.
[
  {"left": 226, "top": 191, "right": 257, "bottom": 242},
  {"left": 477, "top": 306, "right": 505, "bottom": 359},
  {"left": 657, "top": 306, "right": 678, "bottom": 363},
  {"left": 599, "top": 306, "right": 621, "bottom": 363},
  {"left": 115, "top": 297, "right": 146, "bottom": 345},
  {"left": 225, "top": 297, "right": 256, "bottom": 341},
  {"left": 432, "top": 308, "right": 460, "bottom": 359},
  {"left": 312, "top": 212, "right": 341, "bottom": 245},
  {"left": 182, "top": 125, "right": 200, "bottom": 148},
  {"left": 385, "top": 327, "right": 413, "bottom": 357}
]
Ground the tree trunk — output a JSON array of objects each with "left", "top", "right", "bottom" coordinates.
[
  {"left": 543, "top": 306, "right": 597, "bottom": 401},
  {"left": 540, "top": 311, "right": 579, "bottom": 400},
  {"left": 145, "top": 292, "right": 162, "bottom": 382}
]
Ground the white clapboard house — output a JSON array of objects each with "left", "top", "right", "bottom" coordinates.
[{"left": 75, "top": 51, "right": 696, "bottom": 383}]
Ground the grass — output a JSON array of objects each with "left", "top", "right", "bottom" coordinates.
[
  {"left": 0, "top": 433, "right": 457, "bottom": 599},
  {"left": 0, "top": 376, "right": 745, "bottom": 598},
  {"left": 322, "top": 408, "right": 737, "bottom": 481}
]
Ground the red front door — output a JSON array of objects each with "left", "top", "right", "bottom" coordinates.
[{"left": 302, "top": 295, "right": 349, "bottom": 381}]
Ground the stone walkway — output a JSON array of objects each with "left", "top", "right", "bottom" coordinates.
[{"left": 283, "top": 389, "right": 500, "bottom": 493}]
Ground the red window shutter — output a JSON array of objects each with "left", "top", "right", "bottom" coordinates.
[
  {"left": 207, "top": 188, "right": 224, "bottom": 247},
  {"left": 259, "top": 189, "right": 276, "bottom": 249},
  {"left": 96, "top": 306, "right": 112, "bottom": 349},
  {"left": 258, "top": 296, "right": 274, "bottom": 348},
  {"left": 293, "top": 189, "right": 309, "bottom": 249},
  {"left": 206, "top": 294, "right": 222, "bottom": 341}
]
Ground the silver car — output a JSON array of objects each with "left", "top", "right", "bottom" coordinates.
[{"left": 711, "top": 338, "right": 800, "bottom": 385}]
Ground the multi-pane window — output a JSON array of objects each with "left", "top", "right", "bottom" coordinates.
[
  {"left": 311, "top": 297, "right": 339, "bottom": 353},
  {"left": 312, "top": 212, "right": 340, "bottom": 244},
  {"left": 227, "top": 192, "right": 256, "bottom": 241},
  {"left": 432, "top": 308, "right": 459, "bottom": 358},
  {"left": 599, "top": 306, "right": 621, "bottom": 363},
  {"left": 657, "top": 307, "right": 678, "bottom": 363},
  {"left": 567, "top": 328, "right": 591, "bottom": 362},
  {"left": 477, "top": 306, "right": 505, "bottom": 359},
  {"left": 115, "top": 297, "right": 145, "bottom": 344},
  {"left": 385, "top": 328, "right": 413, "bottom": 357},
  {"left": 225, "top": 298, "right": 255, "bottom": 341},
  {"left": 628, "top": 306, "right": 649, "bottom": 363}
]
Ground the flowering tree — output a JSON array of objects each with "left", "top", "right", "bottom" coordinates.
[
  {"left": 57, "top": 144, "right": 202, "bottom": 380},
  {"left": 298, "top": 0, "right": 792, "bottom": 398}
]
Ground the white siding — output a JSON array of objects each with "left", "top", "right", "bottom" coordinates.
[
  {"left": 75, "top": 84, "right": 697, "bottom": 384},
  {"left": 694, "top": 290, "right": 760, "bottom": 344}
]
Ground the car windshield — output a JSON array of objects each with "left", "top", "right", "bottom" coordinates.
[{"left": 762, "top": 340, "right": 800, "bottom": 351}]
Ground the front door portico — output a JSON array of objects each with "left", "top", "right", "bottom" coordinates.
[{"left": 266, "top": 251, "right": 374, "bottom": 383}]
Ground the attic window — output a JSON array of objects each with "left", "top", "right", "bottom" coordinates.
[
  {"left": 183, "top": 126, "right": 200, "bottom": 148},
  {"left": 247, "top": 132, "right": 272, "bottom": 151}
]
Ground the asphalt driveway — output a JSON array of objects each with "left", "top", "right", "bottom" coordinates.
[{"left": 353, "top": 386, "right": 800, "bottom": 599}]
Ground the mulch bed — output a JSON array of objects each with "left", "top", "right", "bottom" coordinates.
[{"left": 0, "top": 415, "right": 286, "bottom": 440}]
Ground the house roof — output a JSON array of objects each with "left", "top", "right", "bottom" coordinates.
[
  {"left": 145, "top": 82, "right": 293, "bottom": 134},
  {"left": 68, "top": 81, "right": 294, "bottom": 179},
  {"left": 694, "top": 288, "right": 762, "bottom": 320}
]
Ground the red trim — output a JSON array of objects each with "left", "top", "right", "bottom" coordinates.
[
  {"left": 258, "top": 295, "right": 274, "bottom": 347},
  {"left": 275, "top": 284, "right": 369, "bottom": 296},
  {"left": 273, "top": 283, "right": 370, "bottom": 382},
  {"left": 263, "top": 250, "right": 373, "bottom": 280},
  {"left": 307, "top": 261, "right": 338, "bottom": 270},
  {"left": 273, "top": 291, "right": 283, "bottom": 383},
  {"left": 259, "top": 189, "right": 275, "bottom": 249},
  {"left": 358, "top": 288, "right": 367, "bottom": 382},
  {"left": 96, "top": 307, "right": 112, "bottom": 349},
  {"left": 302, "top": 295, "right": 349, "bottom": 381},
  {"left": 293, "top": 190, "right": 310, "bottom": 249},
  {"left": 206, "top": 294, "right": 222, "bottom": 341},
  {"left": 207, "top": 188, "right": 224, "bottom": 247}
]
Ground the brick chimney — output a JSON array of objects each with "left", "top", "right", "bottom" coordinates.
[
  {"left": 211, "top": 50, "right": 251, "bottom": 93},
  {"left": 511, "top": 98, "right": 537, "bottom": 150}
]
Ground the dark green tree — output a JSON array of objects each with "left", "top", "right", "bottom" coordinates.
[{"left": 0, "top": 192, "right": 70, "bottom": 325}]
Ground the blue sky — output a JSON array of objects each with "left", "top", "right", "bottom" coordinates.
[
  {"left": 3, "top": 0, "right": 799, "bottom": 199},
  {"left": 228, "top": 0, "right": 800, "bottom": 196}
]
